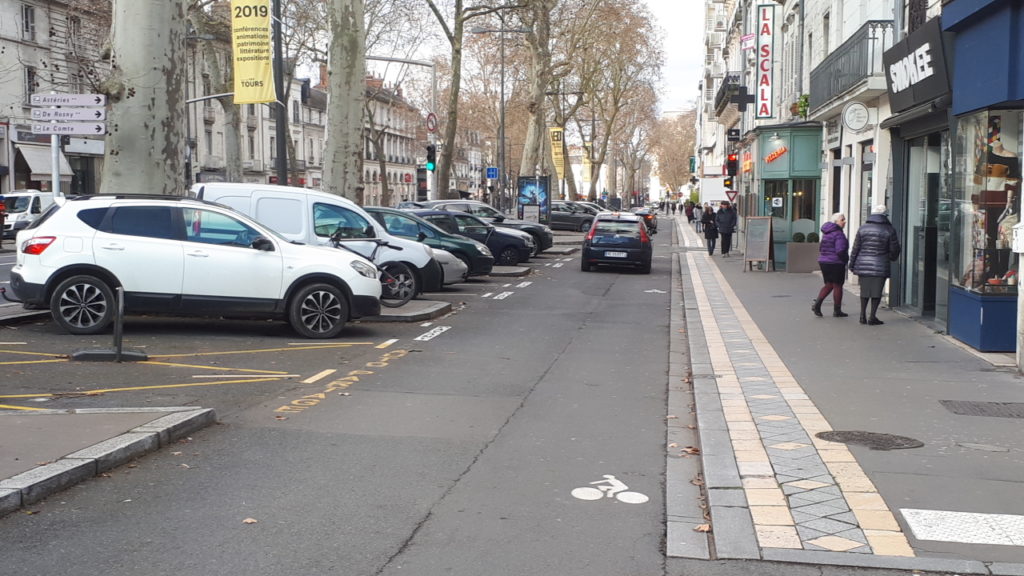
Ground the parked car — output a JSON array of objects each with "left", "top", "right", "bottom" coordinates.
[
  {"left": 364, "top": 206, "right": 494, "bottom": 277},
  {"left": 9, "top": 195, "right": 381, "bottom": 338},
  {"left": 632, "top": 207, "right": 658, "bottom": 234},
  {"left": 563, "top": 200, "right": 602, "bottom": 216},
  {"left": 433, "top": 248, "right": 469, "bottom": 285},
  {"left": 580, "top": 211, "right": 653, "bottom": 274},
  {"left": 3, "top": 190, "right": 57, "bottom": 239},
  {"left": 410, "top": 209, "right": 534, "bottom": 266},
  {"left": 414, "top": 199, "right": 554, "bottom": 255},
  {"left": 192, "top": 183, "right": 444, "bottom": 298},
  {"left": 550, "top": 201, "right": 595, "bottom": 232}
]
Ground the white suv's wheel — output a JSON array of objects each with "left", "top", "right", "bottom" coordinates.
[
  {"left": 50, "top": 275, "right": 115, "bottom": 335},
  {"left": 288, "top": 283, "right": 348, "bottom": 339}
]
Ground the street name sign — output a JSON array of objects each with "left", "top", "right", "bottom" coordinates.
[
  {"left": 31, "top": 108, "right": 106, "bottom": 121},
  {"left": 30, "top": 93, "right": 106, "bottom": 107},
  {"left": 31, "top": 123, "right": 106, "bottom": 135}
]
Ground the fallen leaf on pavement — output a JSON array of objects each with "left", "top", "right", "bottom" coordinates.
[
  {"left": 668, "top": 443, "right": 679, "bottom": 448},
  {"left": 274, "top": 416, "right": 288, "bottom": 421},
  {"left": 682, "top": 446, "right": 701, "bottom": 455},
  {"left": 666, "top": 415, "right": 678, "bottom": 419},
  {"left": 242, "top": 518, "right": 258, "bottom": 524},
  {"left": 694, "top": 523, "right": 712, "bottom": 533},
  {"left": 172, "top": 451, "right": 183, "bottom": 456},
  {"left": 180, "top": 464, "right": 191, "bottom": 469}
]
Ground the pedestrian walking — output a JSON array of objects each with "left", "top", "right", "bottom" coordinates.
[
  {"left": 849, "top": 204, "right": 901, "bottom": 325},
  {"left": 811, "top": 213, "right": 849, "bottom": 318},
  {"left": 701, "top": 205, "right": 718, "bottom": 256},
  {"left": 684, "top": 202, "right": 695, "bottom": 225},
  {"left": 670, "top": 202, "right": 677, "bottom": 216},
  {"left": 715, "top": 201, "right": 738, "bottom": 257}
]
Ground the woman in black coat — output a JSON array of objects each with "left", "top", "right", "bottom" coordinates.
[
  {"left": 849, "top": 205, "right": 901, "bottom": 325},
  {"left": 701, "top": 206, "right": 718, "bottom": 256}
]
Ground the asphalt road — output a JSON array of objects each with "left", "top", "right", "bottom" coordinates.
[{"left": 0, "top": 242, "right": 681, "bottom": 576}]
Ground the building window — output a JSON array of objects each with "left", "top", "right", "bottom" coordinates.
[
  {"left": 67, "top": 16, "right": 82, "bottom": 52},
  {"left": 822, "top": 12, "right": 830, "bottom": 55},
  {"left": 24, "top": 67, "right": 37, "bottom": 101},
  {"left": 21, "top": 4, "right": 35, "bottom": 41},
  {"left": 292, "top": 100, "right": 300, "bottom": 123},
  {"left": 248, "top": 104, "right": 255, "bottom": 115},
  {"left": 204, "top": 129, "right": 213, "bottom": 155},
  {"left": 248, "top": 135, "right": 255, "bottom": 160},
  {"left": 270, "top": 137, "right": 275, "bottom": 160}
]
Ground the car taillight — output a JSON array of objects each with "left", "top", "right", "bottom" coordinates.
[
  {"left": 639, "top": 224, "right": 650, "bottom": 243},
  {"left": 21, "top": 236, "right": 56, "bottom": 255},
  {"left": 585, "top": 224, "right": 597, "bottom": 242}
]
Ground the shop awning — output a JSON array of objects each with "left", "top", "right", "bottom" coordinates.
[
  {"left": 16, "top": 144, "right": 73, "bottom": 181},
  {"left": 879, "top": 95, "right": 950, "bottom": 130}
]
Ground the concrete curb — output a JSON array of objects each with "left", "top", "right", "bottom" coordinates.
[
  {"left": 0, "top": 407, "right": 215, "bottom": 518},
  {"left": 364, "top": 300, "right": 452, "bottom": 323},
  {"left": 486, "top": 266, "right": 531, "bottom": 277}
]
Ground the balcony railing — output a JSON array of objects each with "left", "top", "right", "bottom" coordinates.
[{"left": 809, "top": 20, "right": 893, "bottom": 112}]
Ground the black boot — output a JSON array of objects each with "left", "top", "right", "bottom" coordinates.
[
  {"left": 811, "top": 299, "right": 823, "bottom": 317},
  {"left": 868, "top": 317, "right": 884, "bottom": 325},
  {"left": 859, "top": 297, "right": 869, "bottom": 324},
  {"left": 833, "top": 306, "right": 848, "bottom": 318}
]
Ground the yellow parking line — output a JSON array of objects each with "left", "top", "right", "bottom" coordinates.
[
  {"left": 0, "top": 404, "right": 44, "bottom": 411},
  {"left": 0, "top": 359, "right": 67, "bottom": 366},
  {"left": 376, "top": 339, "right": 398, "bottom": 348},
  {"left": 141, "top": 360, "right": 292, "bottom": 374},
  {"left": 0, "top": 377, "right": 284, "bottom": 399},
  {"left": 147, "top": 342, "right": 375, "bottom": 358}
]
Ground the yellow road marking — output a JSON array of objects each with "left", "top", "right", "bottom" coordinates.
[
  {"left": 0, "top": 377, "right": 284, "bottom": 399},
  {"left": 376, "top": 339, "right": 398, "bottom": 349},
  {"left": 0, "top": 359, "right": 68, "bottom": 366},
  {"left": 302, "top": 369, "right": 336, "bottom": 384},
  {"left": 146, "top": 342, "right": 374, "bottom": 359},
  {"left": 0, "top": 404, "right": 44, "bottom": 411},
  {"left": 141, "top": 360, "right": 292, "bottom": 374}
]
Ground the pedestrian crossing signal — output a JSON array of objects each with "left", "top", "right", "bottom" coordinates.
[{"left": 724, "top": 177, "right": 734, "bottom": 189}]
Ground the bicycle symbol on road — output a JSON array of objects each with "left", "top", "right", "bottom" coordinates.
[{"left": 571, "top": 475, "right": 649, "bottom": 504}]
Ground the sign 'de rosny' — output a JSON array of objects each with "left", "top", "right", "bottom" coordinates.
[{"left": 756, "top": 5, "right": 775, "bottom": 119}]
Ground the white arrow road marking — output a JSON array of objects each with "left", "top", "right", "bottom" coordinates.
[
  {"left": 516, "top": 281, "right": 532, "bottom": 288},
  {"left": 414, "top": 326, "right": 451, "bottom": 341}
]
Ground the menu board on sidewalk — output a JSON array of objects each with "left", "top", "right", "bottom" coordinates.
[{"left": 743, "top": 217, "right": 775, "bottom": 272}]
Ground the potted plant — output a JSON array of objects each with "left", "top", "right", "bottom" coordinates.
[{"left": 786, "top": 231, "right": 819, "bottom": 273}]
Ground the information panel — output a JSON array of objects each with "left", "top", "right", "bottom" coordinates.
[{"left": 743, "top": 217, "right": 775, "bottom": 272}]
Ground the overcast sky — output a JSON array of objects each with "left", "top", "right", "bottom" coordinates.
[{"left": 645, "top": 0, "right": 705, "bottom": 114}]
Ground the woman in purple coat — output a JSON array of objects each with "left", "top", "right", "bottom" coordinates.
[{"left": 811, "top": 213, "right": 849, "bottom": 317}]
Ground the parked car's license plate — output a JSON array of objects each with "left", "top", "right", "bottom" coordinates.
[{"left": 605, "top": 251, "right": 627, "bottom": 258}]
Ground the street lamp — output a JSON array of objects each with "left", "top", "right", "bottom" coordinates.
[{"left": 470, "top": 19, "right": 530, "bottom": 213}]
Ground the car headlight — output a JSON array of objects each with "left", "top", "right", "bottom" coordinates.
[
  {"left": 541, "top": 225, "right": 552, "bottom": 233},
  {"left": 474, "top": 242, "right": 492, "bottom": 256},
  {"left": 350, "top": 260, "right": 378, "bottom": 279}
]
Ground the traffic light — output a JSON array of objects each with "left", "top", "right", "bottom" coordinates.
[
  {"left": 425, "top": 145, "right": 437, "bottom": 171},
  {"left": 726, "top": 153, "right": 738, "bottom": 176},
  {"left": 723, "top": 176, "right": 734, "bottom": 189}
]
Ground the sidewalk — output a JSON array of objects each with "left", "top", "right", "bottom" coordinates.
[{"left": 667, "top": 214, "right": 1024, "bottom": 573}]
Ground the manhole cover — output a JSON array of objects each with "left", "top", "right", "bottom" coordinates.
[
  {"left": 815, "top": 431, "right": 924, "bottom": 451},
  {"left": 939, "top": 400, "right": 1024, "bottom": 419}
]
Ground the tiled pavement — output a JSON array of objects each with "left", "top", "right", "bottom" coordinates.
[{"left": 667, "top": 215, "right": 1019, "bottom": 574}]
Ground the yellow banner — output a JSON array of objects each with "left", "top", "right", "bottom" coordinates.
[
  {"left": 231, "top": 0, "right": 275, "bottom": 104},
  {"left": 549, "top": 127, "right": 566, "bottom": 181}
]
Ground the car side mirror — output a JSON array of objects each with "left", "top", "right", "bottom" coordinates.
[
  {"left": 491, "top": 214, "right": 505, "bottom": 223},
  {"left": 365, "top": 225, "right": 376, "bottom": 238},
  {"left": 252, "top": 236, "right": 274, "bottom": 251},
  {"left": 417, "top": 231, "right": 427, "bottom": 242}
]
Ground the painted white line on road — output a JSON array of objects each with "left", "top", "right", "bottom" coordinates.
[
  {"left": 376, "top": 339, "right": 398, "bottom": 349},
  {"left": 302, "top": 369, "right": 336, "bottom": 384},
  {"left": 553, "top": 263, "right": 564, "bottom": 268},
  {"left": 420, "top": 322, "right": 433, "bottom": 327},
  {"left": 515, "top": 281, "right": 532, "bottom": 288},
  {"left": 901, "top": 509, "right": 1024, "bottom": 545},
  {"left": 493, "top": 292, "right": 514, "bottom": 300},
  {"left": 481, "top": 292, "right": 494, "bottom": 298},
  {"left": 0, "top": 342, "right": 27, "bottom": 345},
  {"left": 562, "top": 258, "right": 573, "bottom": 262},
  {"left": 414, "top": 325, "right": 451, "bottom": 341},
  {"left": 503, "top": 283, "right": 512, "bottom": 287}
]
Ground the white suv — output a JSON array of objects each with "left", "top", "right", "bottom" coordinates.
[{"left": 9, "top": 195, "right": 382, "bottom": 338}]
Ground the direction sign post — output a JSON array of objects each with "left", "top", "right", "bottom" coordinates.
[{"left": 30, "top": 93, "right": 108, "bottom": 198}]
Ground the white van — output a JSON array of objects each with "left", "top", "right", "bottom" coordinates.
[
  {"left": 191, "top": 183, "right": 444, "bottom": 295},
  {"left": 2, "top": 190, "right": 57, "bottom": 239}
]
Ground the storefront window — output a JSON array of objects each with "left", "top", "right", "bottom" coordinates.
[{"left": 953, "top": 110, "right": 1022, "bottom": 294}]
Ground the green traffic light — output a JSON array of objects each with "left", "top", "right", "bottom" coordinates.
[{"left": 425, "top": 162, "right": 436, "bottom": 171}]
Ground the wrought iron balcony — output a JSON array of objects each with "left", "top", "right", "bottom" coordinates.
[{"left": 809, "top": 20, "right": 894, "bottom": 113}]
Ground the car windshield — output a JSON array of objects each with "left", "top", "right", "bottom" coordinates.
[
  {"left": 467, "top": 204, "right": 500, "bottom": 218},
  {"left": 593, "top": 221, "right": 641, "bottom": 239},
  {"left": 3, "top": 197, "right": 31, "bottom": 213}
]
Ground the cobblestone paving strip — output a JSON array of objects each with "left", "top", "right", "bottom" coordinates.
[{"left": 685, "top": 252, "right": 914, "bottom": 557}]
